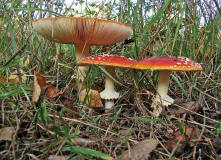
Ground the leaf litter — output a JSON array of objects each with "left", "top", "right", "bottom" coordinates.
[
  {"left": 117, "top": 139, "right": 158, "bottom": 160},
  {"left": 0, "top": 127, "right": 15, "bottom": 141},
  {"left": 32, "top": 71, "right": 46, "bottom": 102}
]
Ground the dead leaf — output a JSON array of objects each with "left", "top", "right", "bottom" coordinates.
[
  {"left": 32, "top": 71, "right": 46, "bottom": 103},
  {"left": 71, "top": 137, "right": 96, "bottom": 146},
  {"left": 165, "top": 138, "right": 186, "bottom": 154},
  {"left": 166, "top": 126, "right": 200, "bottom": 152},
  {"left": 62, "top": 99, "right": 78, "bottom": 118},
  {"left": 213, "top": 136, "right": 221, "bottom": 149},
  {"left": 119, "top": 129, "right": 131, "bottom": 137},
  {"left": 0, "top": 127, "right": 15, "bottom": 141},
  {"left": 169, "top": 100, "right": 200, "bottom": 115},
  {"left": 46, "top": 85, "right": 64, "bottom": 99},
  {"left": 35, "top": 71, "right": 46, "bottom": 88},
  {"left": 186, "top": 127, "right": 201, "bottom": 147},
  {"left": 80, "top": 89, "right": 103, "bottom": 108},
  {"left": 32, "top": 72, "right": 42, "bottom": 102},
  {"left": 117, "top": 139, "right": 158, "bottom": 160},
  {"left": 48, "top": 155, "right": 69, "bottom": 160}
]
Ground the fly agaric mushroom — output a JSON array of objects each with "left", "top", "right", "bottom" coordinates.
[
  {"left": 132, "top": 56, "right": 202, "bottom": 116},
  {"left": 78, "top": 54, "right": 137, "bottom": 110},
  {"left": 32, "top": 17, "right": 133, "bottom": 89}
]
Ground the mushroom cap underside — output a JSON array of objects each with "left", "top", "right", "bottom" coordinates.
[
  {"left": 77, "top": 54, "right": 137, "bottom": 68},
  {"left": 132, "top": 57, "right": 202, "bottom": 71},
  {"left": 32, "top": 17, "right": 133, "bottom": 45}
]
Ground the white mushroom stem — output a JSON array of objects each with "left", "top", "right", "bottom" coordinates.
[
  {"left": 75, "top": 44, "right": 90, "bottom": 90},
  {"left": 157, "top": 70, "right": 171, "bottom": 99},
  {"left": 104, "top": 101, "right": 115, "bottom": 110},
  {"left": 151, "top": 70, "right": 174, "bottom": 117},
  {"left": 100, "top": 67, "right": 120, "bottom": 110},
  {"left": 154, "top": 70, "right": 175, "bottom": 106}
]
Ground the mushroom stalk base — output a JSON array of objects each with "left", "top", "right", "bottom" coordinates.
[
  {"left": 151, "top": 70, "right": 174, "bottom": 117},
  {"left": 104, "top": 101, "right": 115, "bottom": 110},
  {"left": 100, "top": 67, "right": 119, "bottom": 110},
  {"left": 75, "top": 44, "right": 100, "bottom": 105}
]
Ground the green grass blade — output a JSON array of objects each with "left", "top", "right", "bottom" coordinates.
[
  {"left": 133, "top": 117, "right": 170, "bottom": 123},
  {"left": 0, "top": 87, "right": 23, "bottom": 98},
  {"left": 144, "top": 0, "right": 171, "bottom": 34},
  {"left": 5, "top": 13, "right": 17, "bottom": 53},
  {"left": 40, "top": 105, "right": 48, "bottom": 125},
  {"left": 12, "top": 7, "right": 63, "bottom": 16},
  {"left": 171, "top": 3, "right": 185, "bottom": 53},
  {"left": 177, "top": 119, "right": 185, "bottom": 134},
  {"left": 98, "top": 66, "right": 124, "bottom": 86},
  {"left": 112, "top": 107, "right": 122, "bottom": 122},
  {"left": 62, "top": 146, "right": 113, "bottom": 160},
  {"left": 171, "top": 74, "right": 188, "bottom": 98}
]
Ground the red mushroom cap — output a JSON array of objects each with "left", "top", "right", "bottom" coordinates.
[
  {"left": 132, "top": 57, "right": 202, "bottom": 71},
  {"left": 77, "top": 54, "right": 137, "bottom": 68},
  {"left": 32, "top": 17, "right": 133, "bottom": 45}
]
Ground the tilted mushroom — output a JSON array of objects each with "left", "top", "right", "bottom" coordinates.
[
  {"left": 78, "top": 54, "right": 137, "bottom": 110},
  {"left": 32, "top": 17, "right": 133, "bottom": 89},
  {"left": 132, "top": 56, "right": 202, "bottom": 116}
]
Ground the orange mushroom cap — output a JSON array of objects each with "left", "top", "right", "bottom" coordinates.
[
  {"left": 132, "top": 57, "right": 202, "bottom": 71},
  {"left": 32, "top": 17, "right": 133, "bottom": 45},
  {"left": 77, "top": 54, "right": 137, "bottom": 68}
]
